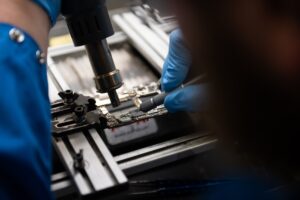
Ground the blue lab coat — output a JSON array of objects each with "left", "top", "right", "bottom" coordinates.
[{"left": 0, "top": 23, "right": 52, "bottom": 199}]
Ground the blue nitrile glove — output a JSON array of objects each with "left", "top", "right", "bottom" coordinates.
[
  {"left": 32, "top": 0, "right": 61, "bottom": 25},
  {"left": 162, "top": 29, "right": 207, "bottom": 112}
]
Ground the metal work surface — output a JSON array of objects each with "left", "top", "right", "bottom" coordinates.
[
  {"left": 50, "top": 82, "right": 167, "bottom": 136},
  {"left": 116, "top": 134, "right": 217, "bottom": 175},
  {"left": 53, "top": 128, "right": 127, "bottom": 198},
  {"left": 52, "top": 133, "right": 217, "bottom": 199},
  {"left": 50, "top": 83, "right": 214, "bottom": 199},
  {"left": 49, "top": 6, "right": 216, "bottom": 199},
  {"left": 49, "top": 43, "right": 157, "bottom": 101}
]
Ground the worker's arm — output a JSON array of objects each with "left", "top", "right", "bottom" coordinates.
[
  {"left": 0, "top": 0, "right": 60, "bottom": 199},
  {"left": 162, "top": 30, "right": 207, "bottom": 112}
]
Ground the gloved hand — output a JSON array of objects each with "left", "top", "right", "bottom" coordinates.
[
  {"left": 32, "top": 0, "right": 61, "bottom": 25},
  {"left": 162, "top": 29, "right": 207, "bottom": 112}
]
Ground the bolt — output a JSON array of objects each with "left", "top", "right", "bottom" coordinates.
[
  {"left": 59, "top": 90, "right": 75, "bottom": 104},
  {"left": 64, "top": 90, "right": 74, "bottom": 99},
  {"left": 73, "top": 149, "right": 85, "bottom": 171},
  {"left": 74, "top": 106, "right": 85, "bottom": 117},
  {"left": 88, "top": 98, "right": 96, "bottom": 111}
]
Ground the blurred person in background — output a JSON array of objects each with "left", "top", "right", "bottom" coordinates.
[{"left": 162, "top": 0, "right": 299, "bottom": 199}]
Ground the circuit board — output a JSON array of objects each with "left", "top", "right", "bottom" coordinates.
[{"left": 51, "top": 82, "right": 168, "bottom": 136}]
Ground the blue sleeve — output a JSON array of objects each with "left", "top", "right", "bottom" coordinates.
[{"left": 0, "top": 24, "right": 52, "bottom": 199}]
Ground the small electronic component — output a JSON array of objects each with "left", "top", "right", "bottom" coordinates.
[
  {"left": 51, "top": 82, "right": 168, "bottom": 136},
  {"left": 139, "top": 75, "right": 206, "bottom": 112}
]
